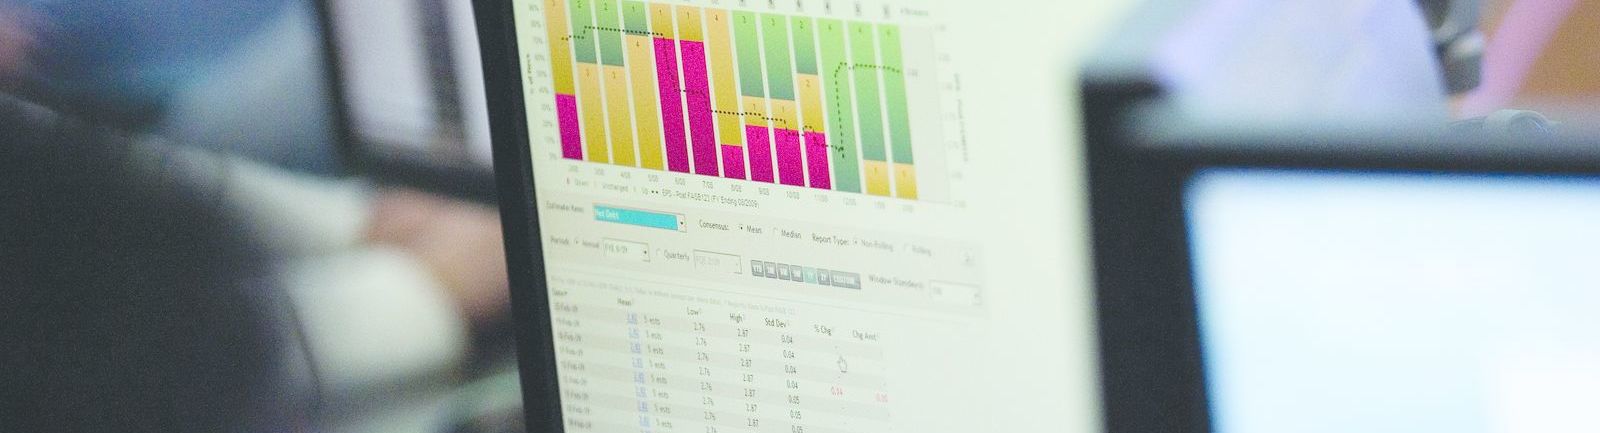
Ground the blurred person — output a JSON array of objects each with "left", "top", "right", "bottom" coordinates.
[
  {"left": 0, "top": 92, "right": 514, "bottom": 433},
  {"left": 0, "top": 95, "right": 311, "bottom": 433},
  {"left": 0, "top": 0, "right": 511, "bottom": 344},
  {"left": 0, "top": 0, "right": 519, "bottom": 430}
]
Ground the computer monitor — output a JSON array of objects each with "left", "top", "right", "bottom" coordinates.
[
  {"left": 1082, "top": 4, "right": 1600, "bottom": 428},
  {"left": 318, "top": 0, "right": 496, "bottom": 200},
  {"left": 474, "top": 0, "right": 1112, "bottom": 431},
  {"left": 1088, "top": 116, "right": 1600, "bottom": 433}
]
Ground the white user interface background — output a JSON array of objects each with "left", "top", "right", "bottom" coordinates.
[{"left": 510, "top": 0, "right": 1138, "bottom": 431}]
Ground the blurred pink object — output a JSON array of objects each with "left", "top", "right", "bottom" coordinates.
[{"left": 1457, "top": 0, "right": 1578, "bottom": 117}]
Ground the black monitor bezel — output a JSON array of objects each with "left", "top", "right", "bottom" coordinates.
[
  {"left": 471, "top": 0, "right": 565, "bottom": 431},
  {"left": 313, "top": 0, "right": 499, "bottom": 202}
]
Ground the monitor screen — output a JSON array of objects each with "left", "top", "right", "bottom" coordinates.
[
  {"left": 325, "top": 0, "right": 493, "bottom": 168},
  {"left": 1186, "top": 168, "right": 1600, "bottom": 433},
  {"left": 498, "top": 0, "right": 1116, "bottom": 430}
]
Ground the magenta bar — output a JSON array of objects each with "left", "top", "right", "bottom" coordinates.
[
  {"left": 720, "top": 145, "right": 746, "bottom": 179},
  {"left": 680, "top": 41, "right": 719, "bottom": 176},
  {"left": 556, "top": 94, "right": 583, "bottom": 160},
  {"left": 745, "top": 126, "right": 774, "bottom": 182},
  {"left": 774, "top": 129, "right": 805, "bottom": 186},
  {"left": 804, "top": 131, "right": 831, "bottom": 189},
  {"left": 654, "top": 38, "right": 690, "bottom": 173}
]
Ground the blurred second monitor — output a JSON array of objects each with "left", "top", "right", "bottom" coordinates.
[
  {"left": 1084, "top": 1, "right": 1600, "bottom": 433},
  {"left": 318, "top": 0, "right": 496, "bottom": 200}
]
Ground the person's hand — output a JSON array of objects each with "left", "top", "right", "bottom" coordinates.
[{"left": 365, "top": 188, "right": 510, "bottom": 326}]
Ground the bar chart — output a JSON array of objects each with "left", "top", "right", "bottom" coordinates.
[{"left": 536, "top": 0, "right": 942, "bottom": 200}]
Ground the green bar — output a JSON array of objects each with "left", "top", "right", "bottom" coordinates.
[
  {"left": 595, "top": 0, "right": 624, "bottom": 66},
  {"left": 791, "top": 17, "right": 817, "bottom": 75},
  {"left": 849, "top": 22, "right": 886, "bottom": 162},
  {"left": 878, "top": 24, "right": 912, "bottom": 164},
  {"left": 761, "top": 14, "right": 794, "bottom": 100},
  {"left": 733, "top": 12, "right": 764, "bottom": 97},
  {"left": 622, "top": 1, "right": 648, "bottom": 35},
  {"left": 569, "top": 0, "right": 597, "bottom": 63},
  {"left": 818, "top": 19, "right": 860, "bottom": 192}
]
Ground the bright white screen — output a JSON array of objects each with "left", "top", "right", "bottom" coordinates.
[{"left": 1188, "top": 168, "right": 1600, "bottom": 433}]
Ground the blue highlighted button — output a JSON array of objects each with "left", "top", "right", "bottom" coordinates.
[{"left": 594, "top": 205, "right": 685, "bottom": 231}]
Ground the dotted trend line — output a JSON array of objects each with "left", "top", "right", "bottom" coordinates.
[
  {"left": 559, "top": 25, "right": 665, "bottom": 41},
  {"left": 819, "top": 61, "right": 905, "bottom": 156},
  {"left": 584, "top": 25, "right": 664, "bottom": 38},
  {"left": 830, "top": 62, "right": 905, "bottom": 79},
  {"left": 708, "top": 108, "right": 793, "bottom": 129}
]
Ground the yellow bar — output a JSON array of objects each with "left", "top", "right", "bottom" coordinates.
[
  {"left": 892, "top": 163, "right": 917, "bottom": 199},
  {"left": 577, "top": 63, "right": 609, "bottom": 162},
  {"left": 796, "top": 74, "right": 824, "bottom": 133},
  {"left": 675, "top": 6, "right": 703, "bottom": 41},
  {"left": 627, "top": 35, "right": 664, "bottom": 168},
  {"left": 862, "top": 160, "right": 891, "bottom": 196},
  {"left": 705, "top": 9, "right": 742, "bottom": 145},
  {"left": 543, "top": 0, "right": 576, "bottom": 94},
  {"left": 742, "top": 96, "right": 769, "bottom": 128},
  {"left": 770, "top": 99, "right": 798, "bottom": 131},
  {"left": 603, "top": 65, "right": 636, "bottom": 166},
  {"left": 649, "top": 4, "right": 674, "bottom": 36}
]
